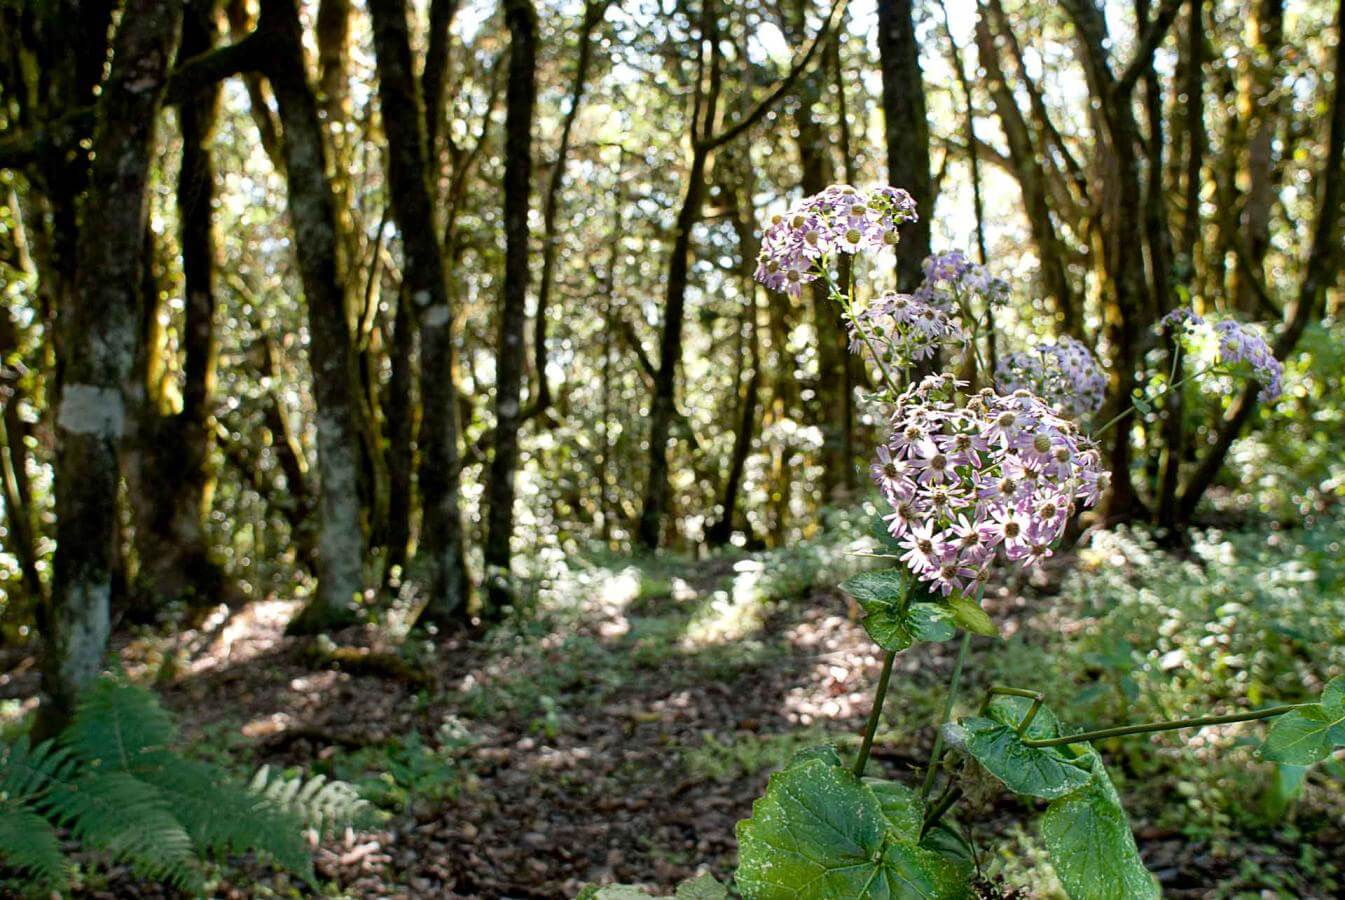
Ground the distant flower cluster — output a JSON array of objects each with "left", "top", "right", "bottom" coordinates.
[
  {"left": 755, "top": 184, "right": 917, "bottom": 297},
  {"left": 871, "top": 375, "right": 1108, "bottom": 597},
  {"left": 846, "top": 290, "right": 967, "bottom": 367},
  {"left": 996, "top": 336, "right": 1107, "bottom": 420},
  {"left": 1162, "top": 308, "right": 1283, "bottom": 401},
  {"left": 916, "top": 251, "right": 1010, "bottom": 310}
]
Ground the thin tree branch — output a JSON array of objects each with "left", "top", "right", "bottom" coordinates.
[
  {"left": 702, "top": 0, "right": 848, "bottom": 151},
  {"left": 1115, "top": 0, "right": 1185, "bottom": 98}
]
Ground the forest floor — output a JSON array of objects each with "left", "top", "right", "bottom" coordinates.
[{"left": 4, "top": 517, "right": 1344, "bottom": 898}]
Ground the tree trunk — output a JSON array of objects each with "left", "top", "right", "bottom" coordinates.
[
  {"left": 483, "top": 0, "right": 537, "bottom": 611},
  {"left": 1234, "top": 0, "right": 1284, "bottom": 314},
  {"left": 384, "top": 283, "right": 416, "bottom": 579},
  {"left": 261, "top": 0, "right": 367, "bottom": 633},
  {"left": 38, "top": 0, "right": 181, "bottom": 738},
  {"left": 975, "top": 3, "right": 1079, "bottom": 334},
  {"left": 126, "top": 0, "right": 230, "bottom": 610},
  {"left": 638, "top": 140, "right": 711, "bottom": 549},
  {"left": 528, "top": 0, "right": 603, "bottom": 421},
  {"left": 876, "top": 0, "right": 931, "bottom": 290},
  {"left": 369, "top": 0, "right": 472, "bottom": 624},
  {"left": 788, "top": 0, "right": 848, "bottom": 500}
]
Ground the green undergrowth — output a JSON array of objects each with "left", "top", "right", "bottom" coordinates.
[{"left": 975, "top": 515, "right": 1345, "bottom": 892}]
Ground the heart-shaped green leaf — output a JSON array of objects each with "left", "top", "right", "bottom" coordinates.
[
  {"left": 1260, "top": 705, "right": 1338, "bottom": 765},
  {"left": 945, "top": 593, "right": 997, "bottom": 637},
  {"left": 787, "top": 744, "right": 844, "bottom": 770},
  {"left": 952, "top": 696, "right": 1094, "bottom": 800},
  {"left": 1040, "top": 758, "right": 1160, "bottom": 900},
  {"left": 841, "top": 569, "right": 955, "bottom": 650},
  {"left": 865, "top": 602, "right": 956, "bottom": 651},
  {"left": 840, "top": 568, "right": 913, "bottom": 605},
  {"left": 735, "top": 760, "right": 969, "bottom": 899}
]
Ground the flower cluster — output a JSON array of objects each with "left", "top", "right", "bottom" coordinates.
[
  {"left": 871, "top": 375, "right": 1108, "bottom": 597},
  {"left": 846, "top": 290, "right": 967, "bottom": 368},
  {"left": 755, "top": 185, "right": 917, "bottom": 297},
  {"left": 916, "top": 251, "right": 1011, "bottom": 310},
  {"left": 1162, "top": 308, "right": 1283, "bottom": 401},
  {"left": 995, "top": 336, "right": 1107, "bottom": 420}
]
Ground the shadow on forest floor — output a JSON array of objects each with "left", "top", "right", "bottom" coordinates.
[{"left": 4, "top": 524, "right": 1345, "bottom": 898}]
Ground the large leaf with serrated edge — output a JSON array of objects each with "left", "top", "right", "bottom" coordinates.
[
  {"left": 1041, "top": 758, "right": 1159, "bottom": 900},
  {"left": 735, "top": 760, "right": 969, "bottom": 899},
  {"left": 947, "top": 696, "right": 1093, "bottom": 800}
]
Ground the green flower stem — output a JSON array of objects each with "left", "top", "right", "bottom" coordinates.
[
  {"left": 920, "top": 784, "right": 963, "bottom": 838},
  {"left": 822, "top": 268, "right": 904, "bottom": 397},
  {"left": 853, "top": 649, "right": 897, "bottom": 777},
  {"left": 1021, "top": 703, "right": 1303, "bottom": 749},
  {"left": 920, "top": 631, "right": 973, "bottom": 799},
  {"left": 1093, "top": 365, "right": 1216, "bottom": 437},
  {"left": 980, "top": 684, "right": 1042, "bottom": 714}
]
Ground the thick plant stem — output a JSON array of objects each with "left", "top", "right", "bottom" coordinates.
[
  {"left": 921, "top": 631, "right": 971, "bottom": 799},
  {"left": 1022, "top": 704, "right": 1302, "bottom": 748},
  {"left": 853, "top": 649, "right": 897, "bottom": 777}
]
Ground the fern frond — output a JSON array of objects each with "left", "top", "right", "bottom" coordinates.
[
  {"left": 0, "top": 804, "right": 67, "bottom": 890},
  {"left": 63, "top": 681, "right": 175, "bottom": 770},
  {"left": 249, "top": 765, "right": 376, "bottom": 838},
  {"left": 135, "top": 752, "right": 313, "bottom": 879},
  {"left": 1, "top": 736, "right": 77, "bottom": 801},
  {"left": 40, "top": 771, "right": 200, "bottom": 891}
]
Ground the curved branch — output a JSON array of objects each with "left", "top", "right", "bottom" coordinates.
[{"left": 702, "top": 0, "right": 848, "bottom": 151}]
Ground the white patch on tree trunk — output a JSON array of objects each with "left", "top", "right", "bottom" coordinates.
[
  {"left": 58, "top": 580, "right": 111, "bottom": 690},
  {"left": 57, "top": 385, "right": 125, "bottom": 437},
  {"left": 424, "top": 305, "right": 450, "bottom": 327}
]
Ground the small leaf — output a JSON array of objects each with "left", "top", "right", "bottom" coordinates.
[
  {"left": 1322, "top": 676, "right": 1345, "bottom": 714},
  {"left": 840, "top": 568, "right": 913, "bottom": 604},
  {"left": 863, "top": 601, "right": 956, "bottom": 652},
  {"left": 921, "top": 821, "right": 975, "bottom": 877},
  {"left": 1322, "top": 676, "right": 1345, "bottom": 743},
  {"left": 870, "top": 514, "right": 904, "bottom": 553},
  {"left": 863, "top": 777, "right": 924, "bottom": 842},
  {"left": 674, "top": 874, "right": 728, "bottom": 899},
  {"left": 957, "top": 697, "right": 1094, "bottom": 800},
  {"left": 787, "top": 744, "right": 843, "bottom": 770},
  {"left": 945, "top": 593, "right": 997, "bottom": 637},
  {"left": 1041, "top": 760, "right": 1160, "bottom": 900},
  {"left": 1260, "top": 705, "right": 1338, "bottom": 765},
  {"left": 1131, "top": 395, "right": 1152, "bottom": 415}
]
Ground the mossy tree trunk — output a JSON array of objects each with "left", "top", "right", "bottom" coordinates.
[
  {"left": 38, "top": 0, "right": 182, "bottom": 737},
  {"left": 368, "top": 0, "right": 472, "bottom": 625},
  {"left": 483, "top": 0, "right": 538, "bottom": 612}
]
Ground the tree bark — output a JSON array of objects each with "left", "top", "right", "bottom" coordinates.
[
  {"left": 484, "top": 0, "right": 537, "bottom": 611},
  {"left": 1234, "top": 0, "right": 1284, "bottom": 314},
  {"left": 125, "top": 0, "right": 231, "bottom": 610},
  {"left": 527, "top": 0, "right": 604, "bottom": 421},
  {"left": 1060, "top": 0, "right": 1178, "bottom": 522},
  {"left": 876, "top": 0, "right": 931, "bottom": 290},
  {"left": 38, "top": 0, "right": 181, "bottom": 738},
  {"left": 260, "top": 0, "right": 368, "bottom": 633},
  {"left": 369, "top": 0, "right": 472, "bottom": 624},
  {"left": 975, "top": 3, "right": 1079, "bottom": 334}
]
